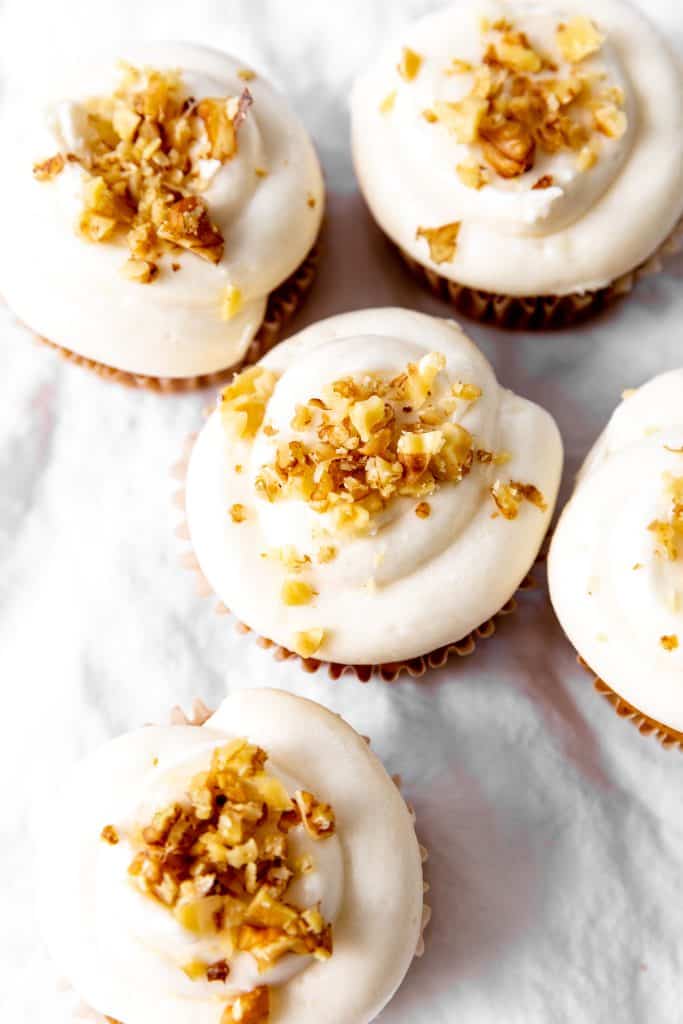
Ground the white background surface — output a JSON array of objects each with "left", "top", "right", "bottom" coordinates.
[{"left": 1, "top": 2, "right": 683, "bottom": 1022}]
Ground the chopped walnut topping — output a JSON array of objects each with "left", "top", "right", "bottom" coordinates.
[
  {"left": 248, "top": 353, "right": 518, "bottom": 538},
  {"left": 34, "top": 65, "right": 254, "bottom": 280},
  {"left": 416, "top": 222, "right": 461, "bottom": 264},
  {"left": 230, "top": 503, "right": 248, "bottom": 523},
  {"left": 556, "top": 17, "right": 604, "bottom": 64},
  {"left": 100, "top": 824, "right": 119, "bottom": 845},
  {"left": 415, "top": 501, "right": 431, "bottom": 518},
  {"left": 398, "top": 46, "right": 423, "bottom": 82},
  {"left": 292, "top": 629, "right": 325, "bottom": 659},
  {"left": 33, "top": 153, "right": 65, "bottom": 181},
  {"left": 222, "top": 986, "right": 269, "bottom": 1024},
  {"left": 220, "top": 365, "right": 278, "bottom": 440},
  {"left": 490, "top": 479, "right": 547, "bottom": 520},
  {"left": 661, "top": 635, "right": 679, "bottom": 652},
  {"left": 120, "top": 737, "right": 335, "bottom": 1014},
  {"left": 238, "top": 69, "right": 256, "bottom": 82},
  {"left": 427, "top": 16, "right": 622, "bottom": 182}
]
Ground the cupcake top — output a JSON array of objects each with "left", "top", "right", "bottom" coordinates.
[
  {"left": 0, "top": 44, "right": 323, "bottom": 377},
  {"left": 186, "top": 308, "right": 563, "bottom": 665},
  {"left": 549, "top": 369, "right": 683, "bottom": 730},
  {"left": 38, "top": 688, "right": 424, "bottom": 1024},
  {"left": 351, "top": 0, "right": 683, "bottom": 297}
]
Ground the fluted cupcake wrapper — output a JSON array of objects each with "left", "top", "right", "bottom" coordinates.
[
  {"left": 20, "top": 240, "right": 319, "bottom": 392},
  {"left": 577, "top": 656, "right": 683, "bottom": 752},
  {"left": 395, "top": 214, "right": 683, "bottom": 330},
  {"left": 58, "top": 702, "right": 430, "bottom": 1022},
  {"left": 172, "top": 434, "right": 536, "bottom": 682}
]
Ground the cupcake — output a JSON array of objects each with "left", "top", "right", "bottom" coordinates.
[
  {"left": 38, "top": 688, "right": 426, "bottom": 1023},
  {"left": 0, "top": 44, "right": 323, "bottom": 388},
  {"left": 351, "top": 1, "right": 683, "bottom": 328},
  {"left": 181, "top": 308, "right": 563, "bottom": 676},
  {"left": 549, "top": 369, "right": 683, "bottom": 743}
]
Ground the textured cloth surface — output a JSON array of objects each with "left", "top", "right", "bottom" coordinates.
[{"left": 1, "top": 2, "right": 683, "bottom": 1022}]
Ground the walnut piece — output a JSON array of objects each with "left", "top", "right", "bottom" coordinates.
[
  {"left": 660, "top": 635, "right": 679, "bottom": 652},
  {"left": 397, "top": 46, "right": 423, "bottom": 82},
  {"left": 220, "top": 366, "right": 278, "bottom": 440},
  {"left": 33, "top": 153, "right": 65, "bottom": 181},
  {"left": 222, "top": 986, "right": 269, "bottom": 1024},
  {"left": 292, "top": 629, "right": 325, "bottom": 659},
  {"left": 100, "top": 824, "right": 119, "bottom": 845},
  {"left": 556, "top": 17, "right": 604, "bottom": 63},
  {"left": 416, "top": 222, "right": 461, "bottom": 264}
]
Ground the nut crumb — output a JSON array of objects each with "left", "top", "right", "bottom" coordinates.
[
  {"left": 397, "top": 46, "right": 423, "bottom": 82},
  {"left": 229, "top": 503, "right": 248, "bottom": 523},
  {"left": 101, "top": 825, "right": 119, "bottom": 845},
  {"left": 415, "top": 501, "right": 431, "bottom": 518},
  {"left": 661, "top": 635, "right": 679, "bottom": 652}
]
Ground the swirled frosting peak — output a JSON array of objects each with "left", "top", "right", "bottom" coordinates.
[
  {"left": 0, "top": 43, "right": 324, "bottom": 377},
  {"left": 351, "top": 0, "right": 683, "bottom": 296},
  {"left": 38, "top": 689, "right": 424, "bottom": 1024},
  {"left": 186, "top": 308, "right": 563, "bottom": 665},
  {"left": 549, "top": 369, "right": 683, "bottom": 731}
]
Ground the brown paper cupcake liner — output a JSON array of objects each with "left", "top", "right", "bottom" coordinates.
[
  {"left": 173, "top": 434, "right": 536, "bottom": 683},
  {"left": 62, "top": 703, "right": 430, "bottom": 1022},
  {"left": 395, "top": 214, "right": 683, "bottom": 330},
  {"left": 22, "top": 240, "right": 319, "bottom": 393},
  {"left": 577, "top": 655, "right": 683, "bottom": 751}
]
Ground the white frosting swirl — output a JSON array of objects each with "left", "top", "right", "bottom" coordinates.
[
  {"left": 0, "top": 44, "right": 324, "bottom": 377},
  {"left": 351, "top": 0, "right": 683, "bottom": 295},
  {"left": 549, "top": 369, "right": 683, "bottom": 731},
  {"left": 186, "top": 308, "right": 563, "bottom": 665},
  {"left": 37, "top": 689, "right": 424, "bottom": 1024}
]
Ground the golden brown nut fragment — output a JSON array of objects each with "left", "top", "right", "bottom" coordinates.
[
  {"left": 222, "top": 985, "right": 270, "bottom": 1024},
  {"left": 490, "top": 480, "right": 547, "bottom": 520},
  {"left": 398, "top": 46, "right": 423, "bottom": 81},
  {"left": 230, "top": 503, "right": 248, "bottom": 523},
  {"left": 660, "top": 635, "right": 679, "bottom": 652},
  {"left": 157, "top": 196, "right": 224, "bottom": 263},
  {"left": 33, "top": 153, "right": 65, "bottom": 181},
  {"left": 100, "top": 824, "right": 119, "bottom": 845},
  {"left": 416, "top": 222, "right": 461, "bottom": 264},
  {"left": 294, "top": 790, "right": 336, "bottom": 840},
  {"left": 479, "top": 119, "right": 535, "bottom": 178}
]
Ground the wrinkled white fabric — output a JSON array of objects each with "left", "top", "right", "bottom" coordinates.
[{"left": 1, "top": 2, "right": 683, "bottom": 1024}]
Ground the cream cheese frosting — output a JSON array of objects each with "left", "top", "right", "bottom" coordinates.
[
  {"left": 185, "top": 308, "right": 563, "bottom": 665},
  {"left": 549, "top": 369, "right": 683, "bottom": 731},
  {"left": 37, "top": 688, "right": 424, "bottom": 1024},
  {"left": 0, "top": 43, "right": 323, "bottom": 377},
  {"left": 351, "top": 0, "right": 683, "bottom": 296}
]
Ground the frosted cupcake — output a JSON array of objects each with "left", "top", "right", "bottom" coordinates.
[
  {"left": 181, "top": 308, "right": 563, "bottom": 677},
  {"left": 0, "top": 45, "right": 323, "bottom": 388},
  {"left": 351, "top": 1, "right": 683, "bottom": 327},
  {"left": 38, "top": 688, "right": 426, "bottom": 1024},
  {"left": 549, "top": 370, "right": 683, "bottom": 744}
]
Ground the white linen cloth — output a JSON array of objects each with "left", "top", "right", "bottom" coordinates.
[{"left": 1, "top": 2, "right": 682, "bottom": 1022}]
